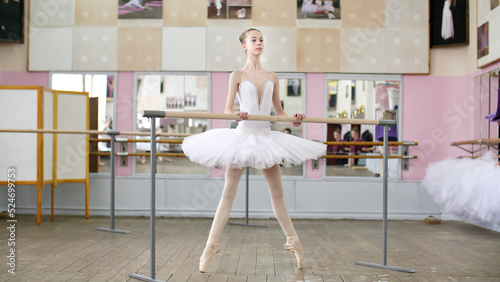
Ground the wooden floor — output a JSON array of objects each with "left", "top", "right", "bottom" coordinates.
[{"left": 1, "top": 215, "right": 499, "bottom": 281}]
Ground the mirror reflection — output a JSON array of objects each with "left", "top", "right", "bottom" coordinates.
[
  {"left": 325, "top": 79, "right": 400, "bottom": 177},
  {"left": 135, "top": 73, "right": 209, "bottom": 175}
]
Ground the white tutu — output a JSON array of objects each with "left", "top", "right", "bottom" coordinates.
[
  {"left": 182, "top": 126, "right": 326, "bottom": 169},
  {"left": 183, "top": 70, "right": 326, "bottom": 169},
  {"left": 441, "top": 0, "right": 454, "bottom": 40},
  {"left": 422, "top": 151, "right": 500, "bottom": 224}
]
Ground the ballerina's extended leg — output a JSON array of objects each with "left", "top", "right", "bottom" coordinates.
[
  {"left": 262, "top": 165, "right": 304, "bottom": 269},
  {"left": 199, "top": 167, "right": 244, "bottom": 272}
]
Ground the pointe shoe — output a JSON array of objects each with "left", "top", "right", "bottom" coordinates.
[
  {"left": 284, "top": 236, "right": 304, "bottom": 269},
  {"left": 199, "top": 244, "right": 219, "bottom": 273}
]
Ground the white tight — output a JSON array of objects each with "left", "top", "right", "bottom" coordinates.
[{"left": 205, "top": 165, "right": 297, "bottom": 246}]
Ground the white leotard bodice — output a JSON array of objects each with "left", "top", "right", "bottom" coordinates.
[{"left": 236, "top": 70, "right": 274, "bottom": 133}]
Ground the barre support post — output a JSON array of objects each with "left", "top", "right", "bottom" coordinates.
[
  {"left": 129, "top": 118, "right": 165, "bottom": 282},
  {"left": 355, "top": 124, "right": 415, "bottom": 273},
  {"left": 96, "top": 131, "right": 131, "bottom": 234},
  {"left": 229, "top": 167, "right": 266, "bottom": 228}
]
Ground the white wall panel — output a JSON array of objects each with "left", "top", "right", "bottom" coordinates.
[
  {"left": 29, "top": 28, "right": 73, "bottom": 71},
  {"left": 162, "top": 27, "right": 207, "bottom": 71}
]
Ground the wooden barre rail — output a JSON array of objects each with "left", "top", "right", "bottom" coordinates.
[
  {"left": 89, "top": 138, "right": 184, "bottom": 144},
  {"left": 451, "top": 138, "right": 500, "bottom": 146},
  {"left": 89, "top": 139, "right": 417, "bottom": 146},
  {"left": 458, "top": 155, "right": 500, "bottom": 159},
  {"left": 142, "top": 110, "right": 396, "bottom": 126},
  {"left": 325, "top": 141, "right": 418, "bottom": 146},
  {"left": 90, "top": 151, "right": 416, "bottom": 159},
  {"left": 0, "top": 128, "right": 191, "bottom": 137}
]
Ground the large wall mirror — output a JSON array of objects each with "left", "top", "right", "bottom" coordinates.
[
  {"left": 134, "top": 73, "right": 210, "bottom": 175},
  {"left": 324, "top": 74, "right": 402, "bottom": 178},
  {"left": 473, "top": 68, "right": 499, "bottom": 155}
]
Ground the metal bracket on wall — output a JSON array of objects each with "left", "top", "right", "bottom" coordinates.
[
  {"left": 116, "top": 137, "right": 128, "bottom": 167},
  {"left": 401, "top": 141, "right": 417, "bottom": 171}
]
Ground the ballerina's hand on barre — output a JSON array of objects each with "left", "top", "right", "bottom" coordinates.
[
  {"left": 235, "top": 111, "right": 248, "bottom": 121},
  {"left": 292, "top": 113, "right": 305, "bottom": 127}
]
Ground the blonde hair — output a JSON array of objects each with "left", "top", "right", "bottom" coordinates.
[{"left": 238, "top": 27, "right": 262, "bottom": 44}]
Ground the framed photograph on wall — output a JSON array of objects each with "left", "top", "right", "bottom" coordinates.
[
  {"left": 430, "top": 0, "right": 469, "bottom": 47},
  {"left": 0, "top": 0, "right": 23, "bottom": 43},
  {"left": 118, "top": 0, "right": 162, "bottom": 19},
  {"left": 492, "top": 0, "right": 499, "bottom": 10},
  {"left": 478, "top": 22, "right": 489, "bottom": 59},
  {"left": 208, "top": 0, "right": 252, "bottom": 19},
  {"left": 297, "top": 0, "right": 340, "bottom": 20},
  {"left": 477, "top": 0, "right": 500, "bottom": 67}
]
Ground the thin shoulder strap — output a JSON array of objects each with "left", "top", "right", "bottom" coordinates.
[
  {"left": 265, "top": 70, "right": 272, "bottom": 80},
  {"left": 241, "top": 69, "right": 247, "bottom": 80}
]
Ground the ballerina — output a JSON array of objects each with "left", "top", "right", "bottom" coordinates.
[{"left": 182, "top": 28, "right": 326, "bottom": 273}]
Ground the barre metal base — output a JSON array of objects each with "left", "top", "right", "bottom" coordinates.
[
  {"left": 129, "top": 273, "right": 165, "bottom": 282},
  {"left": 229, "top": 221, "right": 266, "bottom": 228},
  {"left": 355, "top": 261, "right": 416, "bottom": 273},
  {"left": 355, "top": 125, "right": 415, "bottom": 274},
  {"left": 228, "top": 167, "right": 266, "bottom": 228},
  {"left": 95, "top": 227, "right": 131, "bottom": 234}
]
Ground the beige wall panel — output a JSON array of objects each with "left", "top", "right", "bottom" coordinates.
[
  {"left": 30, "top": 0, "right": 74, "bottom": 27},
  {"left": 296, "top": 28, "right": 340, "bottom": 72},
  {"left": 117, "top": 27, "right": 162, "bottom": 71},
  {"left": 340, "top": 28, "right": 386, "bottom": 73},
  {"left": 29, "top": 27, "right": 73, "bottom": 71},
  {"left": 477, "top": 0, "right": 490, "bottom": 21},
  {"left": 73, "top": 27, "right": 118, "bottom": 71},
  {"left": 490, "top": 9, "right": 500, "bottom": 64},
  {"left": 206, "top": 26, "right": 246, "bottom": 71},
  {"left": 342, "top": 0, "right": 385, "bottom": 28},
  {"left": 162, "top": 27, "right": 206, "bottom": 71},
  {"left": 385, "top": 0, "right": 428, "bottom": 29},
  {"left": 74, "top": 0, "right": 118, "bottom": 26},
  {"left": 163, "top": 0, "right": 207, "bottom": 26},
  {"left": 257, "top": 27, "right": 296, "bottom": 72},
  {"left": 252, "top": 0, "right": 296, "bottom": 27},
  {"left": 385, "top": 28, "right": 428, "bottom": 74}
]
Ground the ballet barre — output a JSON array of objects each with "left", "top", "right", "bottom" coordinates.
[
  {"left": 129, "top": 111, "right": 411, "bottom": 282},
  {"left": 451, "top": 138, "right": 500, "bottom": 155},
  {"left": 0, "top": 128, "right": 185, "bottom": 230}
]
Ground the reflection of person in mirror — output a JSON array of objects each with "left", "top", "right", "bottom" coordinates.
[
  {"left": 346, "top": 127, "right": 363, "bottom": 167},
  {"left": 181, "top": 28, "right": 326, "bottom": 273},
  {"left": 327, "top": 129, "right": 344, "bottom": 154},
  {"left": 441, "top": 0, "right": 455, "bottom": 40}
]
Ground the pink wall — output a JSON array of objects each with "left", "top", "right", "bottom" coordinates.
[
  {"left": 305, "top": 73, "right": 325, "bottom": 179},
  {"left": 210, "top": 72, "right": 229, "bottom": 178},
  {"left": 0, "top": 71, "right": 49, "bottom": 87},
  {"left": 402, "top": 60, "right": 500, "bottom": 180},
  {"left": 116, "top": 72, "right": 134, "bottom": 177}
]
